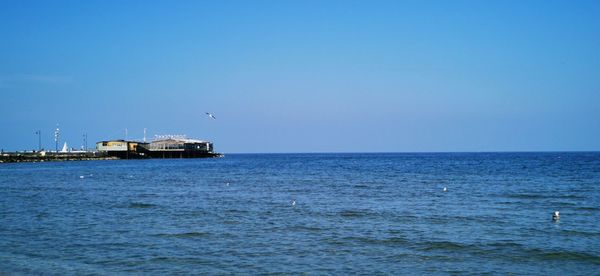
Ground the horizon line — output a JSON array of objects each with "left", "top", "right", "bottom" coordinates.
[{"left": 222, "top": 150, "right": 600, "bottom": 154}]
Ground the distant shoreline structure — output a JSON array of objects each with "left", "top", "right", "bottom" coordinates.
[
  {"left": 1, "top": 135, "right": 222, "bottom": 163},
  {"left": 96, "top": 136, "right": 222, "bottom": 159}
]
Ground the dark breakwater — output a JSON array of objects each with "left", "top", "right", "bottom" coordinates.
[{"left": 0, "top": 152, "right": 117, "bottom": 163}]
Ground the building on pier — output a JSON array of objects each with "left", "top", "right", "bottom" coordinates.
[
  {"left": 96, "top": 136, "right": 217, "bottom": 159},
  {"left": 96, "top": 140, "right": 146, "bottom": 159},
  {"left": 137, "top": 137, "right": 214, "bottom": 158}
]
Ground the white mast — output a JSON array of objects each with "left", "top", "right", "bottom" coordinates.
[{"left": 54, "top": 124, "right": 60, "bottom": 152}]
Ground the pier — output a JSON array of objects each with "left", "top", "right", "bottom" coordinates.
[{"left": 1, "top": 134, "right": 221, "bottom": 163}]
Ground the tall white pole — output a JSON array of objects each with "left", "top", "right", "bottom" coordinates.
[{"left": 54, "top": 124, "right": 60, "bottom": 152}]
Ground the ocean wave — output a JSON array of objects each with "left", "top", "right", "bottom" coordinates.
[
  {"left": 485, "top": 241, "right": 522, "bottom": 248},
  {"left": 420, "top": 241, "right": 469, "bottom": 251},
  {"left": 128, "top": 202, "right": 158, "bottom": 208},
  {"left": 354, "top": 236, "right": 408, "bottom": 246},
  {"left": 561, "top": 229, "right": 600, "bottom": 237},
  {"left": 504, "top": 194, "right": 548, "bottom": 199},
  {"left": 504, "top": 193, "right": 585, "bottom": 200},
  {"left": 337, "top": 209, "right": 374, "bottom": 218},
  {"left": 328, "top": 236, "right": 408, "bottom": 246},
  {"left": 291, "top": 225, "right": 325, "bottom": 232},
  {"left": 526, "top": 248, "right": 600, "bottom": 264},
  {"left": 574, "top": 206, "right": 600, "bottom": 211},
  {"left": 352, "top": 184, "right": 370, "bottom": 189},
  {"left": 154, "top": 232, "right": 210, "bottom": 238}
]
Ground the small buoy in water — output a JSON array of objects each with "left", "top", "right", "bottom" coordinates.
[
  {"left": 291, "top": 200, "right": 296, "bottom": 206},
  {"left": 443, "top": 187, "right": 447, "bottom": 192},
  {"left": 552, "top": 211, "right": 560, "bottom": 221},
  {"left": 79, "top": 175, "right": 85, "bottom": 179},
  {"left": 226, "top": 182, "right": 230, "bottom": 187}
]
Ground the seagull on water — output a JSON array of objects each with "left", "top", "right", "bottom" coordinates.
[
  {"left": 443, "top": 187, "right": 447, "bottom": 192},
  {"left": 291, "top": 199, "right": 296, "bottom": 206},
  {"left": 205, "top": 112, "right": 216, "bottom": 120}
]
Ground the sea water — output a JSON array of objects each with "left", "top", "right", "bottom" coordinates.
[{"left": 1, "top": 153, "right": 599, "bottom": 274}]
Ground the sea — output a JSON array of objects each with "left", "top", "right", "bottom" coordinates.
[{"left": 1, "top": 152, "right": 599, "bottom": 275}]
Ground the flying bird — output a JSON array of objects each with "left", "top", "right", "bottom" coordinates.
[{"left": 205, "top": 112, "right": 216, "bottom": 120}]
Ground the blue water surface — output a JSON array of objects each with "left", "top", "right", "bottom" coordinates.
[{"left": 1, "top": 153, "right": 600, "bottom": 274}]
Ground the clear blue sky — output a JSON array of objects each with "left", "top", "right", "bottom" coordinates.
[{"left": 1, "top": 0, "right": 599, "bottom": 153}]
